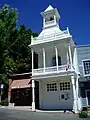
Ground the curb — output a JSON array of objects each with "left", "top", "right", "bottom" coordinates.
[{"left": 0, "top": 107, "right": 77, "bottom": 114}]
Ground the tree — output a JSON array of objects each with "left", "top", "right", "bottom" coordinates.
[{"left": 0, "top": 4, "right": 38, "bottom": 86}]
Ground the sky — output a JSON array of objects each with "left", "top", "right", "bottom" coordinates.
[{"left": 0, "top": 0, "right": 90, "bottom": 45}]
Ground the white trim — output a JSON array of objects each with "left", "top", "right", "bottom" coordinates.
[
  {"left": 32, "top": 79, "right": 35, "bottom": 111},
  {"left": 30, "top": 34, "right": 72, "bottom": 46},
  {"left": 43, "top": 48, "right": 46, "bottom": 73},
  {"left": 55, "top": 46, "right": 58, "bottom": 71},
  {"left": 32, "top": 71, "right": 76, "bottom": 80},
  {"left": 82, "top": 59, "right": 90, "bottom": 62},
  {"left": 86, "top": 90, "right": 90, "bottom": 106},
  {"left": 71, "top": 76, "right": 78, "bottom": 113},
  {"left": 76, "top": 75, "right": 79, "bottom": 110},
  {"left": 68, "top": 44, "right": 73, "bottom": 70}
]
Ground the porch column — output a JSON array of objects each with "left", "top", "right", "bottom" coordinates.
[
  {"left": 55, "top": 46, "right": 58, "bottom": 71},
  {"left": 32, "top": 49, "right": 34, "bottom": 75},
  {"left": 68, "top": 43, "right": 73, "bottom": 70},
  {"left": 43, "top": 48, "right": 46, "bottom": 73},
  {"left": 76, "top": 75, "right": 79, "bottom": 110},
  {"left": 32, "top": 79, "right": 35, "bottom": 111},
  {"left": 71, "top": 76, "right": 78, "bottom": 113}
]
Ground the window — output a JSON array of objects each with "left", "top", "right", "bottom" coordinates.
[
  {"left": 47, "top": 83, "right": 57, "bottom": 91},
  {"left": 60, "top": 82, "right": 70, "bottom": 91},
  {"left": 45, "top": 16, "right": 54, "bottom": 22},
  {"left": 52, "top": 56, "right": 61, "bottom": 66},
  {"left": 50, "top": 16, "right": 54, "bottom": 21},
  {"left": 83, "top": 60, "right": 90, "bottom": 75}
]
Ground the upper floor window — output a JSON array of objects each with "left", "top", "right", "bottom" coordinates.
[
  {"left": 52, "top": 56, "right": 61, "bottom": 66},
  {"left": 83, "top": 60, "right": 90, "bottom": 75}
]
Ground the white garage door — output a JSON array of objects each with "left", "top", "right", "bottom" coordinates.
[{"left": 42, "top": 82, "right": 73, "bottom": 109}]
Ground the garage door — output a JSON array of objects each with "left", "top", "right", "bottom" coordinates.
[{"left": 42, "top": 82, "right": 73, "bottom": 109}]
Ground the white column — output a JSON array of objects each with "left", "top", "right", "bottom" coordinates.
[
  {"left": 68, "top": 44, "right": 73, "bottom": 70},
  {"left": 32, "top": 79, "right": 35, "bottom": 111},
  {"left": 32, "top": 49, "right": 34, "bottom": 75},
  {"left": 76, "top": 75, "right": 79, "bottom": 110},
  {"left": 71, "top": 76, "right": 78, "bottom": 113},
  {"left": 43, "top": 48, "right": 46, "bottom": 73},
  {"left": 55, "top": 46, "right": 58, "bottom": 71}
]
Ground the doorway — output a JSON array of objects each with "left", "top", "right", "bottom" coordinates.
[
  {"left": 11, "top": 88, "right": 32, "bottom": 106},
  {"left": 86, "top": 90, "right": 90, "bottom": 106}
]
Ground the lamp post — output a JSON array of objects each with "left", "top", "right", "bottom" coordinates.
[{"left": 0, "top": 84, "right": 4, "bottom": 102}]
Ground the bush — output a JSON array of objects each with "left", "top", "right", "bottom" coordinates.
[
  {"left": 79, "top": 110, "right": 88, "bottom": 118},
  {"left": 0, "top": 99, "right": 8, "bottom": 106}
]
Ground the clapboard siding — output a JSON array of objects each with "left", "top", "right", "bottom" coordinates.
[{"left": 77, "top": 45, "right": 90, "bottom": 77}]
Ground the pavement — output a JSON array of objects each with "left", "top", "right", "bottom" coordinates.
[
  {"left": 0, "top": 106, "right": 73, "bottom": 113},
  {"left": 0, "top": 107, "right": 87, "bottom": 120},
  {"left": 0, "top": 106, "right": 90, "bottom": 120}
]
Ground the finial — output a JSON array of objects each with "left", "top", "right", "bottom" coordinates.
[{"left": 67, "top": 27, "right": 70, "bottom": 34}]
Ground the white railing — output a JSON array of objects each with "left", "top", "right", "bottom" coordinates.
[
  {"left": 33, "top": 68, "right": 44, "bottom": 74},
  {"left": 58, "top": 65, "right": 67, "bottom": 71},
  {"left": 33, "top": 64, "right": 73, "bottom": 75},
  {"left": 45, "top": 20, "right": 55, "bottom": 25},
  {"left": 81, "top": 98, "right": 87, "bottom": 107},
  {"left": 31, "top": 30, "right": 71, "bottom": 44},
  {"left": 45, "top": 66, "right": 57, "bottom": 73}
]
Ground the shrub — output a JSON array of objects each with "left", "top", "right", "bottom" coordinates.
[
  {"left": 79, "top": 110, "right": 88, "bottom": 118},
  {"left": 0, "top": 99, "right": 8, "bottom": 106}
]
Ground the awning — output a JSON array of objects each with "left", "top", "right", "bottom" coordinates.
[{"left": 10, "top": 79, "right": 31, "bottom": 89}]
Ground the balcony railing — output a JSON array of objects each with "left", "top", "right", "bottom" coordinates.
[
  {"left": 31, "top": 30, "right": 71, "bottom": 45},
  {"left": 45, "top": 20, "right": 55, "bottom": 25},
  {"left": 81, "top": 98, "right": 87, "bottom": 107},
  {"left": 32, "top": 64, "right": 73, "bottom": 75}
]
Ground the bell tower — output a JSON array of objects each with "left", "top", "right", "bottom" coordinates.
[{"left": 41, "top": 5, "right": 60, "bottom": 29}]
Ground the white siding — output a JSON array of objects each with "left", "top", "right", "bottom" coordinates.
[
  {"left": 38, "top": 52, "right": 43, "bottom": 68},
  {"left": 77, "top": 46, "right": 90, "bottom": 76},
  {"left": 39, "top": 76, "right": 73, "bottom": 109}
]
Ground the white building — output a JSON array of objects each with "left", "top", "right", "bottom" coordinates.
[{"left": 30, "top": 5, "right": 80, "bottom": 113}]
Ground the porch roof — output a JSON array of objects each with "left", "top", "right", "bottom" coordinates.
[{"left": 10, "top": 79, "right": 31, "bottom": 89}]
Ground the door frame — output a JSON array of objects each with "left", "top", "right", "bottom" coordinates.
[{"left": 86, "top": 90, "right": 90, "bottom": 106}]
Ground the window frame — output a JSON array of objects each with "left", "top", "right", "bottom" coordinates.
[
  {"left": 45, "top": 16, "right": 54, "bottom": 22},
  {"left": 82, "top": 59, "right": 90, "bottom": 76},
  {"left": 47, "top": 83, "right": 57, "bottom": 92},
  {"left": 59, "top": 82, "right": 70, "bottom": 91}
]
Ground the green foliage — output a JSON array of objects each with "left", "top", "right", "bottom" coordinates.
[
  {"left": 0, "top": 99, "right": 8, "bottom": 106},
  {"left": 0, "top": 4, "right": 38, "bottom": 86},
  {"left": 79, "top": 110, "right": 88, "bottom": 118}
]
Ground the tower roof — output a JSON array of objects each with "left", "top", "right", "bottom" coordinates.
[
  {"left": 44, "top": 5, "right": 54, "bottom": 12},
  {"left": 41, "top": 5, "right": 60, "bottom": 19}
]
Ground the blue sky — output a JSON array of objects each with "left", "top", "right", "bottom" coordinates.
[{"left": 1, "top": 0, "right": 90, "bottom": 45}]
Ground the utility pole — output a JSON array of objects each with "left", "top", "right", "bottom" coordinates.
[{"left": 0, "top": 84, "right": 4, "bottom": 102}]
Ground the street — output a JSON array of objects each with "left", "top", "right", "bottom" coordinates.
[{"left": 0, "top": 108, "right": 89, "bottom": 120}]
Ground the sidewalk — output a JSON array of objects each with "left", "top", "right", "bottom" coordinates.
[
  {"left": 0, "top": 106, "right": 40, "bottom": 112},
  {"left": 0, "top": 106, "right": 73, "bottom": 113}
]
